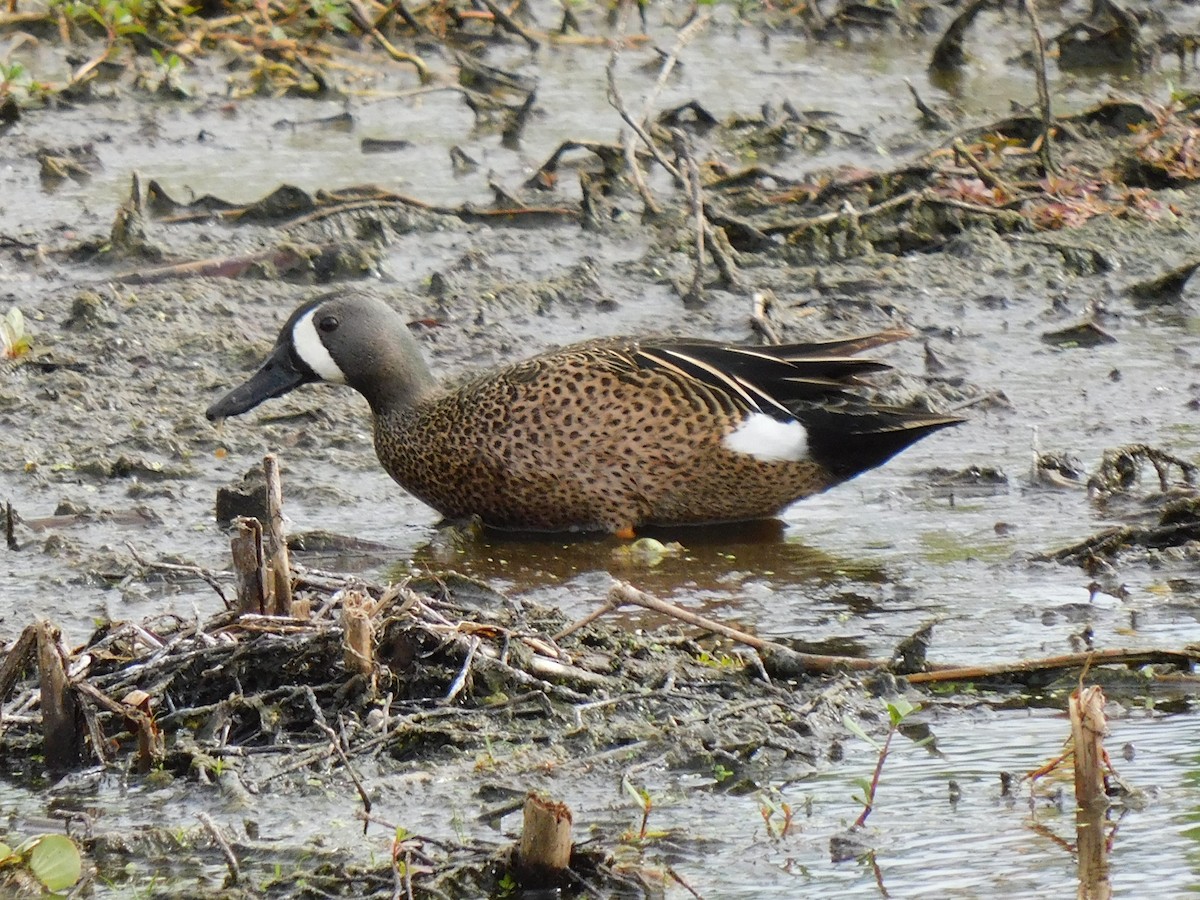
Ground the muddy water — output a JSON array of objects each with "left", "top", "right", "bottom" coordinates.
[{"left": 3, "top": 1, "right": 1200, "bottom": 895}]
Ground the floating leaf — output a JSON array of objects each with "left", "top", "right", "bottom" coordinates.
[{"left": 27, "top": 834, "right": 82, "bottom": 891}]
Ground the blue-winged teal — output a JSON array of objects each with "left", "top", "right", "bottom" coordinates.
[{"left": 206, "top": 294, "right": 963, "bottom": 534}]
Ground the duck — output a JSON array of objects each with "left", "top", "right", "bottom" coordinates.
[{"left": 206, "top": 293, "right": 963, "bottom": 535}]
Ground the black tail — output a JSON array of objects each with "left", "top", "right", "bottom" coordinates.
[{"left": 800, "top": 406, "right": 963, "bottom": 481}]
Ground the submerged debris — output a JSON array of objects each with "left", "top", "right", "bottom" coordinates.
[{"left": 1041, "top": 444, "right": 1200, "bottom": 567}]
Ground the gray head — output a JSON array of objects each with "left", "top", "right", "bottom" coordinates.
[{"left": 206, "top": 294, "right": 437, "bottom": 421}]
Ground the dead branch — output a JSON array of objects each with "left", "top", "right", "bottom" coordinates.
[{"left": 907, "top": 647, "right": 1200, "bottom": 684}]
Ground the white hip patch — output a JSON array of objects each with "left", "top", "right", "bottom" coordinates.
[
  {"left": 292, "top": 308, "right": 347, "bottom": 384},
  {"left": 722, "top": 413, "right": 809, "bottom": 462}
]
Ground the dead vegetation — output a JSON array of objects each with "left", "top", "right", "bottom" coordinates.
[{"left": 1, "top": 454, "right": 1197, "bottom": 892}]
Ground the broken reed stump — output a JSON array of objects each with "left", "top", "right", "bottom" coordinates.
[
  {"left": 262, "top": 454, "right": 293, "bottom": 616},
  {"left": 230, "top": 516, "right": 267, "bottom": 615},
  {"left": 36, "top": 620, "right": 85, "bottom": 772},
  {"left": 516, "top": 792, "right": 573, "bottom": 889},
  {"left": 228, "top": 455, "right": 294, "bottom": 616},
  {"left": 341, "top": 590, "right": 374, "bottom": 675},
  {"left": 1071, "top": 685, "right": 1111, "bottom": 900}
]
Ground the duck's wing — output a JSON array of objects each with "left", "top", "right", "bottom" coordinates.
[
  {"left": 631, "top": 331, "right": 912, "bottom": 419},
  {"left": 632, "top": 332, "right": 963, "bottom": 477}
]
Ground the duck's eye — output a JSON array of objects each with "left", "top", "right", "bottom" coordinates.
[{"left": 318, "top": 315, "right": 339, "bottom": 333}]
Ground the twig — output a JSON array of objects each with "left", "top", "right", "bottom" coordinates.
[
  {"left": 125, "top": 542, "right": 230, "bottom": 608},
  {"left": 666, "top": 865, "right": 706, "bottom": 899},
  {"left": 953, "top": 139, "right": 1019, "bottom": 198},
  {"left": 773, "top": 190, "right": 921, "bottom": 234},
  {"left": 673, "top": 129, "right": 707, "bottom": 303},
  {"left": 606, "top": 55, "right": 663, "bottom": 214},
  {"left": 605, "top": 56, "right": 683, "bottom": 184},
  {"left": 378, "top": 0, "right": 425, "bottom": 35},
  {"left": 4, "top": 501, "right": 15, "bottom": 550},
  {"left": 906, "top": 78, "right": 948, "bottom": 129},
  {"left": 636, "top": 10, "right": 711, "bottom": 126},
  {"left": 305, "top": 688, "right": 373, "bottom": 829},
  {"left": 1025, "top": 0, "right": 1058, "bottom": 175},
  {"left": 197, "top": 812, "right": 241, "bottom": 885},
  {"left": 346, "top": 0, "right": 430, "bottom": 80},
  {"left": 750, "top": 290, "right": 781, "bottom": 344},
  {"left": 704, "top": 224, "right": 740, "bottom": 288},
  {"left": 477, "top": 0, "right": 539, "bottom": 50}
]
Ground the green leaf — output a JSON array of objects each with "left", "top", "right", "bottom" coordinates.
[
  {"left": 842, "top": 715, "right": 878, "bottom": 748},
  {"left": 886, "top": 697, "right": 918, "bottom": 726},
  {"left": 27, "top": 834, "right": 82, "bottom": 891}
]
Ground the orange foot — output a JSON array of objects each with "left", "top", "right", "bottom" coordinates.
[{"left": 614, "top": 525, "right": 637, "bottom": 540}]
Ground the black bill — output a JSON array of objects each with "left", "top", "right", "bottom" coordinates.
[{"left": 206, "top": 343, "right": 314, "bottom": 420}]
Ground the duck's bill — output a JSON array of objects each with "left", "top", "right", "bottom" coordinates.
[{"left": 205, "top": 345, "right": 313, "bottom": 421}]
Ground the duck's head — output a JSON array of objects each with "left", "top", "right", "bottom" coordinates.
[{"left": 206, "top": 294, "right": 436, "bottom": 421}]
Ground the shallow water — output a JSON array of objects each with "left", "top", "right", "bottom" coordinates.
[{"left": 10, "top": 703, "right": 1196, "bottom": 896}]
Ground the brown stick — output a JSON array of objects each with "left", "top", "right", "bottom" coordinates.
[
  {"left": 569, "top": 585, "right": 1200, "bottom": 683},
  {"left": 345, "top": 0, "right": 430, "bottom": 80},
  {"left": 263, "top": 454, "right": 293, "bottom": 616},
  {"left": 907, "top": 647, "right": 1200, "bottom": 683},
  {"left": 605, "top": 54, "right": 662, "bottom": 215},
  {"left": 37, "top": 621, "right": 85, "bottom": 771},
  {"left": 4, "top": 501, "right": 15, "bottom": 550},
  {"left": 517, "top": 792, "right": 573, "bottom": 887},
  {"left": 953, "top": 138, "right": 1018, "bottom": 197}
]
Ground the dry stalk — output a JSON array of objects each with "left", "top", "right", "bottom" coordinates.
[
  {"left": 1072, "top": 684, "right": 1112, "bottom": 899},
  {"left": 197, "top": 812, "right": 241, "bottom": 885},
  {"left": 1025, "top": 0, "right": 1059, "bottom": 175}
]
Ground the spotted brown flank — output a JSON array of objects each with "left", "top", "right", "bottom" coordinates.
[{"left": 207, "top": 295, "right": 964, "bottom": 533}]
